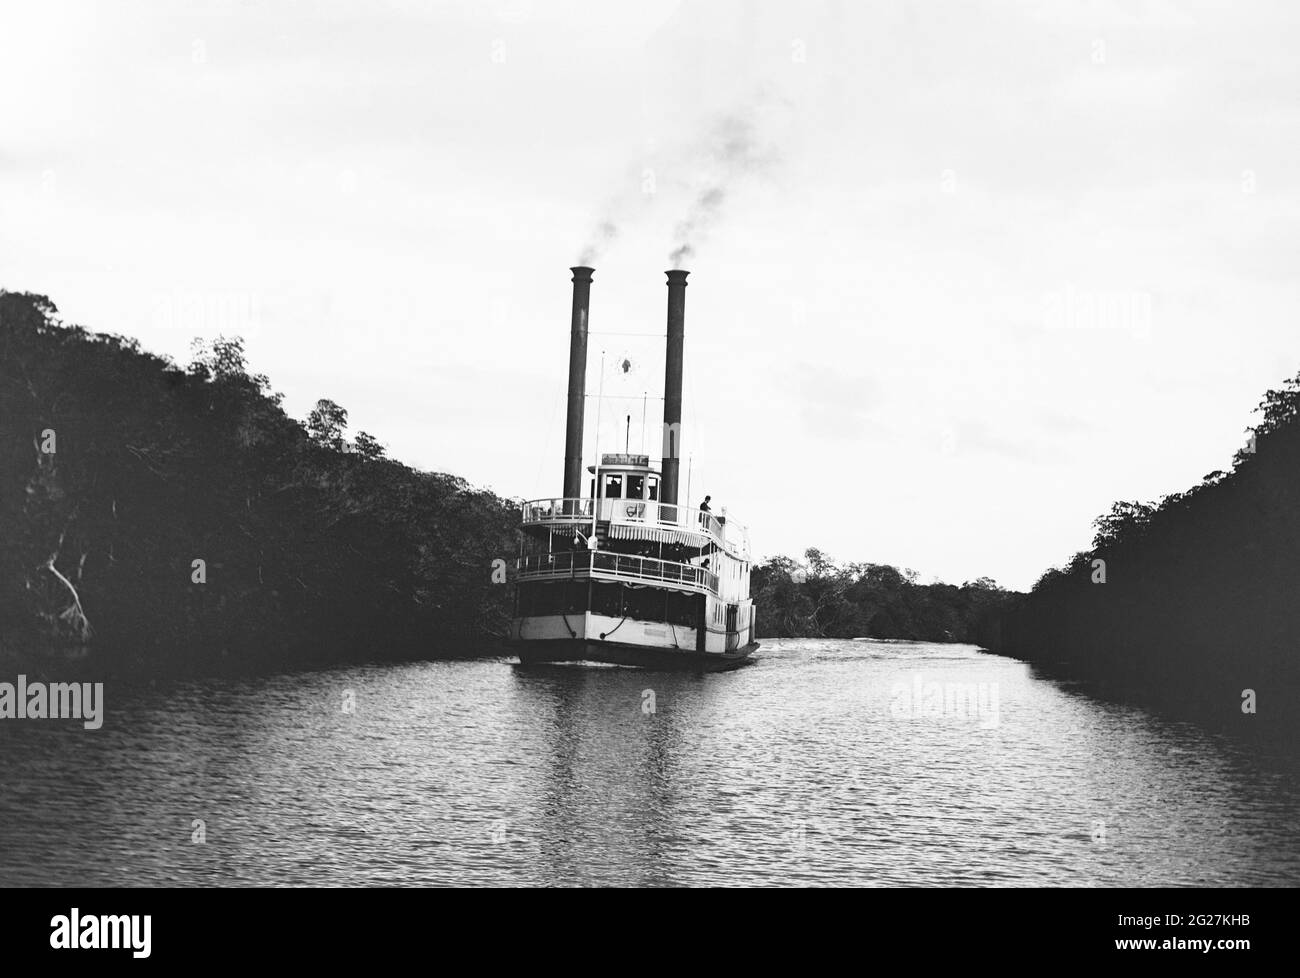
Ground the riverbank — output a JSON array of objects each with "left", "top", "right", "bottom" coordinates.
[
  {"left": 1, "top": 289, "right": 517, "bottom": 677},
  {"left": 978, "top": 368, "right": 1300, "bottom": 738}
]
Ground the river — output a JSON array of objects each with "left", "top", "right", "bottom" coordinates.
[{"left": 2, "top": 638, "right": 1297, "bottom": 886}]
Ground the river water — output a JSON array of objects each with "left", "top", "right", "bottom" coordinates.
[{"left": 2, "top": 638, "right": 1297, "bottom": 886}]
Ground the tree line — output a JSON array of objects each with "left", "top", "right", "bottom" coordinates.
[
  {"left": 984, "top": 370, "right": 1300, "bottom": 724},
  {"left": 751, "top": 548, "right": 1019, "bottom": 643},
  {"left": 0, "top": 290, "right": 517, "bottom": 674}
]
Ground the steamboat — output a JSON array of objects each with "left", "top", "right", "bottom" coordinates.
[{"left": 510, "top": 267, "right": 758, "bottom": 671}]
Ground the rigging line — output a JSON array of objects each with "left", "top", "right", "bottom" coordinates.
[{"left": 589, "top": 331, "right": 667, "bottom": 337}]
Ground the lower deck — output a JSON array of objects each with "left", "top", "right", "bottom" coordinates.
[{"left": 512, "top": 579, "right": 757, "bottom": 662}]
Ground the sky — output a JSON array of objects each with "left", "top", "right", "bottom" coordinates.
[{"left": 2, "top": 0, "right": 1299, "bottom": 590}]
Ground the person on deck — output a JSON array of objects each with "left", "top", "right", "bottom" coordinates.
[{"left": 698, "top": 495, "right": 712, "bottom": 528}]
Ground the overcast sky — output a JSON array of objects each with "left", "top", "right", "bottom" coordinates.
[{"left": 3, "top": 0, "right": 1299, "bottom": 589}]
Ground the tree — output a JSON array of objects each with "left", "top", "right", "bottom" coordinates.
[
  {"left": 1091, "top": 500, "right": 1157, "bottom": 550},
  {"left": 189, "top": 335, "right": 248, "bottom": 380},
  {"left": 353, "top": 431, "right": 386, "bottom": 460},
  {"left": 308, "top": 399, "right": 349, "bottom": 450}
]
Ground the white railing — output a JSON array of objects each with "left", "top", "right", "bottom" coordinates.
[
  {"left": 516, "top": 551, "right": 719, "bottom": 594},
  {"left": 521, "top": 498, "right": 594, "bottom": 522},
  {"left": 521, "top": 497, "right": 747, "bottom": 557}
]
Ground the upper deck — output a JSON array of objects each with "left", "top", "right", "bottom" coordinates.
[{"left": 521, "top": 496, "right": 749, "bottom": 560}]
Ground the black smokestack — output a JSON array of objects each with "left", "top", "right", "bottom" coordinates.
[
  {"left": 563, "top": 266, "right": 593, "bottom": 499},
  {"left": 661, "top": 269, "right": 688, "bottom": 508}
]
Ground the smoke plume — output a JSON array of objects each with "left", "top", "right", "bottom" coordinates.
[
  {"left": 668, "top": 111, "right": 775, "bottom": 266},
  {"left": 577, "top": 220, "right": 617, "bottom": 267},
  {"left": 575, "top": 90, "right": 784, "bottom": 268}
]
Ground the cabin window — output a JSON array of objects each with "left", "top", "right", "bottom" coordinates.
[
  {"left": 602, "top": 474, "right": 623, "bottom": 499},
  {"left": 626, "top": 474, "right": 644, "bottom": 499},
  {"left": 647, "top": 477, "right": 659, "bottom": 501}
]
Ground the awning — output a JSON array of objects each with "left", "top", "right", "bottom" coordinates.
[{"left": 608, "top": 523, "right": 706, "bottom": 547}]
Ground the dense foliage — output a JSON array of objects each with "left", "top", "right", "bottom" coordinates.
[
  {"left": 987, "top": 372, "right": 1300, "bottom": 720},
  {"left": 0, "top": 291, "right": 517, "bottom": 674},
  {"left": 751, "top": 547, "right": 1018, "bottom": 642}
]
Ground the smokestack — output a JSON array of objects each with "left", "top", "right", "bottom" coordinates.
[
  {"left": 563, "top": 266, "right": 593, "bottom": 500},
  {"left": 661, "top": 269, "right": 688, "bottom": 507}
]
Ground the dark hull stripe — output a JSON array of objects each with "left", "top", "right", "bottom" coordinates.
[{"left": 513, "top": 639, "right": 758, "bottom": 673}]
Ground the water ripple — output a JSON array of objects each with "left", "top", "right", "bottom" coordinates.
[{"left": 2, "top": 639, "right": 1298, "bottom": 886}]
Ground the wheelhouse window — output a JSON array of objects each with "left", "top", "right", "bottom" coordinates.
[
  {"left": 602, "top": 473, "right": 623, "bottom": 499},
  {"left": 647, "top": 476, "right": 659, "bottom": 501},
  {"left": 626, "top": 474, "right": 644, "bottom": 499}
]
